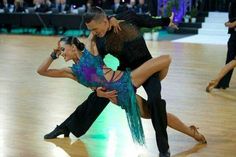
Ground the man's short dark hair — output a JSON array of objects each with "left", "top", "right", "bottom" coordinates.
[{"left": 84, "top": 6, "right": 107, "bottom": 23}]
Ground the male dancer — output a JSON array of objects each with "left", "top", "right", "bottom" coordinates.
[{"left": 44, "top": 7, "right": 177, "bottom": 157}]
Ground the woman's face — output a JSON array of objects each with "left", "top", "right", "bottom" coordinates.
[{"left": 59, "top": 41, "right": 74, "bottom": 62}]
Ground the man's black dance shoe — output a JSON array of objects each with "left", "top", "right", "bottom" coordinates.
[{"left": 44, "top": 125, "right": 70, "bottom": 139}]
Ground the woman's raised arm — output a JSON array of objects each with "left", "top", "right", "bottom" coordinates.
[{"left": 37, "top": 47, "right": 76, "bottom": 80}]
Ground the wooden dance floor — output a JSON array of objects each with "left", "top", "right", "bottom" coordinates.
[{"left": 0, "top": 35, "right": 235, "bottom": 157}]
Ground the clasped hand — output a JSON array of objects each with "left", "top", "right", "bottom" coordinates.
[
  {"left": 96, "top": 87, "right": 118, "bottom": 104},
  {"left": 225, "top": 21, "right": 236, "bottom": 28},
  {"left": 109, "top": 17, "right": 124, "bottom": 33},
  {"left": 168, "top": 12, "right": 179, "bottom": 30},
  {"left": 51, "top": 41, "right": 63, "bottom": 59}
]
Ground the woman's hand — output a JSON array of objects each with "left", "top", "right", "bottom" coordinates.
[
  {"left": 168, "top": 12, "right": 179, "bottom": 30},
  {"left": 51, "top": 41, "right": 63, "bottom": 59},
  {"left": 109, "top": 17, "right": 124, "bottom": 33}
]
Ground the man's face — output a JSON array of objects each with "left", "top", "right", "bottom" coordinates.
[{"left": 86, "top": 18, "right": 108, "bottom": 38}]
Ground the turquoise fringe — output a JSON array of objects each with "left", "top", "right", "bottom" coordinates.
[{"left": 124, "top": 70, "right": 145, "bottom": 146}]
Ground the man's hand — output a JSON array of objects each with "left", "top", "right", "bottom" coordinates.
[
  {"left": 109, "top": 97, "right": 118, "bottom": 104},
  {"left": 96, "top": 87, "right": 118, "bottom": 99},
  {"left": 168, "top": 12, "right": 179, "bottom": 30},
  {"left": 109, "top": 17, "right": 124, "bottom": 33},
  {"left": 225, "top": 21, "right": 236, "bottom": 28}
]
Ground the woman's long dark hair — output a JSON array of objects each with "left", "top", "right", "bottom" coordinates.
[{"left": 60, "top": 36, "right": 85, "bottom": 51}]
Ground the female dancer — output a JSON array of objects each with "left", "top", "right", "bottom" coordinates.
[
  {"left": 210, "top": 1, "right": 236, "bottom": 90},
  {"left": 206, "top": 57, "right": 236, "bottom": 92},
  {"left": 38, "top": 36, "right": 206, "bottom": 145}
]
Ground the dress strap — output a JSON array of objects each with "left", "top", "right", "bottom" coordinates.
[
  {"left": 109, "top": 71, "right": 116, "bottom": 82},
  {"left": 112, "top": 71, "right": 123, "bottom": 81},
  {"left": 104, "top": 69, "right": 112, "bottom": 75}
]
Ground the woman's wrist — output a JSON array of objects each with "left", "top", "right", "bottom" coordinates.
[{"left": 50, "top": 51, "right": 58, "bottom": 60}]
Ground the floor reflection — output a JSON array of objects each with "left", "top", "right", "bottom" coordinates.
[
  {"left": 45, "top": 137, "right": 153, "bottom": 157},
  {"left": 45, "top": 138, "right": 89, "bottom": 157},
  {"left": 172, "top": 143, "right": 207, "bottom": 157}
]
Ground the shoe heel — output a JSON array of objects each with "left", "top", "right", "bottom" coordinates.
[
  {"left": 190, "top": 125, "right": 207, "bottom": 144},
  {"left": 64, "top": 132, "right": 70, "bottom": 137}
]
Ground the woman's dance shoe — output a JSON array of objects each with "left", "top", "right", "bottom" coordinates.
[
  {"left": 190, "top": 125, "right": 207, "bottom": 144},
  {"left": 206, "top": 80, "right": 218, "bottom": 92}
]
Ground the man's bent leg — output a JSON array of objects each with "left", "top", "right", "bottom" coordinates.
[
  {"left": 142, "top": 73, "right": 169, "bottom": 154},
  {"left": 45, "top": 92, "right": 109, "bottom": 139}
]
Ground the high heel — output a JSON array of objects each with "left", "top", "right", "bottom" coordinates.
[
  {"left": 44, "top": 125, "right": 70, "bottom": 139},
  {"left": 190, "top": 125, "right": 207, "bottom": 144},
  {"left": 206, "top": 80, "right": 218, "bottom": 92}
]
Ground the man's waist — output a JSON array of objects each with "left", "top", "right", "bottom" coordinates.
[
  {"left": 229, "top": 28, "right": 236, "bottom": 34},
  {"left": 118, "top": 56, "right": 152, "bottom": 70}
]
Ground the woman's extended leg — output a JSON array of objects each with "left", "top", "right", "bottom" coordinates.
[
  {"left": 206, "top": 59, "right": 236, "bottom": 92},
  {"left": 136, "top": 95, "right": 207, "bottom": 144},
  {"left": 131, "top": 55, "right": 171, "bottom": 87}
]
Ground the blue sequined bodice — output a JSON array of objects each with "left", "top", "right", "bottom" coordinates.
[
  {"left": 71, "top": 48, "right": 106, "bottom": 88},
  {"left": 71, "top": 49, "right": 130, "bottom": 106}
]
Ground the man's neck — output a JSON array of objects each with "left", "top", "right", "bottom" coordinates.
[{"left": 106, "top": 17, "right": 111, "bottom": 32}]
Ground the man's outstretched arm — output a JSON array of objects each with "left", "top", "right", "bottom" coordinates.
[{"left": 115, "top": 10, "right": 177, "bottom": 29}]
